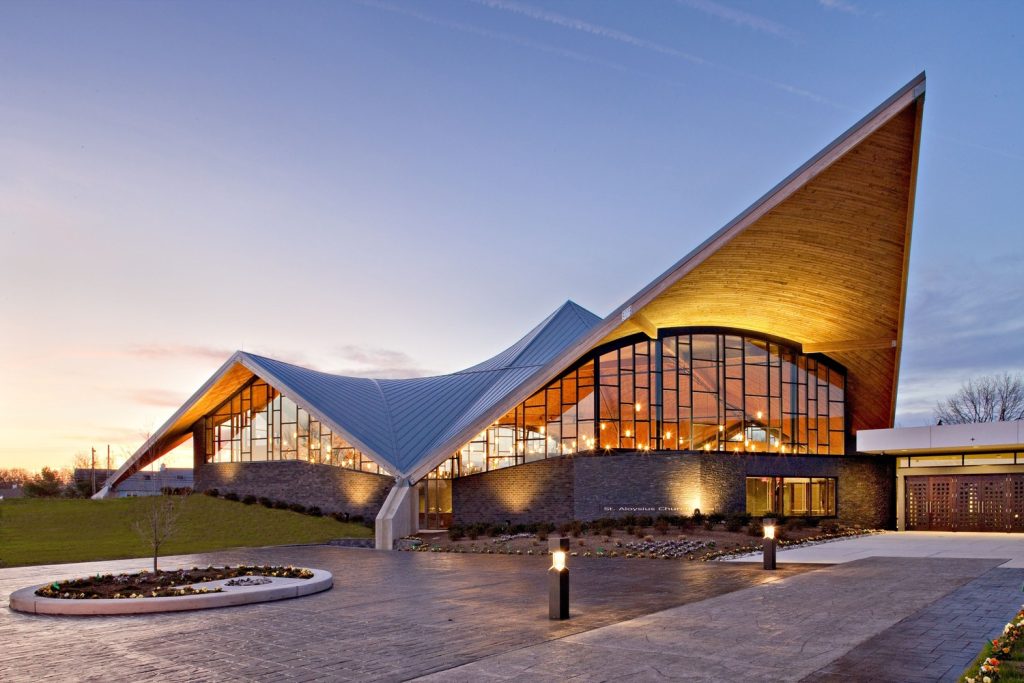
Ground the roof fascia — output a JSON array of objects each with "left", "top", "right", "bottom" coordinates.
[
  {"left": 889, "top": 90, "right": 926, "bottom": 425},
  {"left": 98, "top": 351, "right": 253, "bottom": 493},
  {"left": 404, "top": 73, "right": 926, "bottom": 482}
]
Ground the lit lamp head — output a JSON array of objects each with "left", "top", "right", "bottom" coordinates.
[
  {"left": 549, "top": 537, "right": 570, "bottom": 571},
  {"left": 763, "top": 518, "right": 777, "bottom": 539}
]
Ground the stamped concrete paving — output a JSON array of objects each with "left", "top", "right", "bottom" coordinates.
[
  {"left": 420, "top": 557, "right": 1008, "bottom": 682},
  {"left": 1, "top": 545, "right": 808, "bottom": 682},
  {"left": 807, "top": 563, "right": 1024, "bottom": 683},
  {"left": 4, "top": 547, "right": 1019, "bottom": 682},
  {"left": 728, "top": 530, "right": 1024, "bottom": 567}
]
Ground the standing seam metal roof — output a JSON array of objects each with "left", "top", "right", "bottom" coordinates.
[{"left": 230, "top": 300, "right": 601, "bottom": 475}]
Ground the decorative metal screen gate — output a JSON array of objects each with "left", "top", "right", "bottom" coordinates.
[{"left": 905, "top": 474, "right": 1024, "bottom": 531}]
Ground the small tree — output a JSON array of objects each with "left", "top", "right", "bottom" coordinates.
[
  {"left": 22, "top": 467, "right": 66, "bottom": 498},
  {"left": 132, "top": 495, "right": 181, "bottom": 573},
  {"left": 935, "top": 372, "right": 1024, "bottom": 424}
]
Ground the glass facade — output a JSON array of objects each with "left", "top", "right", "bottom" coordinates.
[
  {"left": 746, "top": 476, "right": 837, "bottom": 517},
  {"left": 202, "top": 379, "right": 389, "bottom": 475},
  {"left": 447, "top": 329, "right": 846, "bottom": 478}
]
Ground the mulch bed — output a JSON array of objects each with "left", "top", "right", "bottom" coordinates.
[{"left": 35, "top": 565, "right": 313, "bottom": 600}]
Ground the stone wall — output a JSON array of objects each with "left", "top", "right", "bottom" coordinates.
[
  {"left": 194, "top": 461, "right": 393, "bottom": 519},
  {"left": 450, "top": 451, "right": 895, "bottom": 528}
]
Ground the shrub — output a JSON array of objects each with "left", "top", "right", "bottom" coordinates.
[
  {"left": 486, "top": 523, "right": 500, "bottom": 538},
  {"left": 703, "top": 519, "right": 715, "bottom": 531},
  {"left": 724, "top": 516, "right": 744, "bottom": 533},
  {"left": 259, "top": 497, "right": 274, "bottom": 508},
  {"left": 748, "top": 521, "right": 763, "bottom": 537},
  {"left": 622, "top": 514, "right": 638, "bottom": 528},
  {"left": 288, "top": 502, "right": 306, "bottom": 514},
  {"left": 784, "top": 517, "right": 805, "bottom": 532},
  {"left": 350, "top": 515, "right": 365, "bottom": 524},
  {"left": 691, "top": 509, "right": 705, "bottom": 526},
  {"left": 536, "top": 522, "right": 554, "bottom": 541},
  {"left": 633, "top": 527, "right": 645, "bottom": 539},
  {"left": 223, "top": 492, "right": 239, "bottom": 502},
  {"left": 707, "top": 512, "right": 725, "bottom": 526},
  {"left": 273, "top": 499, "right": 289, "bottom": 510},
  {"left": 820, "top": 520, "right": 840, "bottom": 535},
  {"left": 654, "top": 518, "right": 670, "bottom": 535},
  {"left": 448, "top": 525, "right": 465, "bottom": 541},
  {"left": 331, "top": 511, "right": 349, "bottom": 523},
  {"left": 307, "top": 506, "right": 323, "bottom": 517},
  {"left": 675, "top": 514, "right": 692, "bottom": 531},
  {"left": 467, "top": 525, "right": 480, "bottom": 541},
  {"left": 803, "top": 516, "right": 820, "bottom": 528},
  {"left": 203, "top": 488, "right": 219, "bottom": 497},
  {"left": 242, "top": 494, "right": 257, "bottom": 505}
]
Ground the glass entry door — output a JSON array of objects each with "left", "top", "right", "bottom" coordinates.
[{"left": 418, "top": 478, "right": 452, "bottom": 529}]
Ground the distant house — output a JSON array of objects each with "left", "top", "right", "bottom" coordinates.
[
  {"left": 76, "top": 466, "right": 193, "bottom": 497},
  {"left": 0, "top": 485, "right": 25, "bottom": 500}
]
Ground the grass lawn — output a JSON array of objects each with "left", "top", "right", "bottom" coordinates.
[{"left": 0, "top": 496, "right": 371, "bottom": 568}]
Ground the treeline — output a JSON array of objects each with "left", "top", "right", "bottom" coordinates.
[{"left": 0, "top": 467, "right": 95, "bottom": 498}]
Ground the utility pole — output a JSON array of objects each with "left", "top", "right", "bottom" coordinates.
[
  {"left": 90, "top": 447, "right": 97, "bottom": 496},
  {"left": 106, "top": 444, "right": 111, "bottom": 473}
]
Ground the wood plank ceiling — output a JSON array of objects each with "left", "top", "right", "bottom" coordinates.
[{"left": 600, "top": 95, "right": 923, "bottom": 434}]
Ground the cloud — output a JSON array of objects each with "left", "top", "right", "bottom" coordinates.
[
  {"left": 817, "top": 0, "right": 862, "bottom": 15},
  {"left": 470, "top": 0, "right": 846, "bottom": 108},
  {"left": 123, "top": 343, "right": 234, "bottom": 363},
  {"left": 894, "top": 254, "right": 1024, "bottom": 425},
  {"left": 352, "top": 0, "right": 640, "bottom": 74},
  {"left": 675, "top": 0, "right": 799, "bottom": 42},
  {"left": 472, "top": 0, "right": 708, "bottom": 64},
  {"left": 129, "top": 388, "right": 189, "bottom": 408},
  {"left": 330, "top": 344, "right": 433, "bottom": 379}
]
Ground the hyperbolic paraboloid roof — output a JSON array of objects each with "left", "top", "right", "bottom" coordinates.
[{"left": 99, "top": 73, "right": 925, "bottom": 494}]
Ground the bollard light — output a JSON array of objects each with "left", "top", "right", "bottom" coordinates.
[
  {"left": 549, "top": 537, "right": 570, "bottom": 620},
  {"left": 762, "top": 517, "right": 777, "bottom": 570}
]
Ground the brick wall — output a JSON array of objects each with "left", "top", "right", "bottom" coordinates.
[
  {"left": 452, "top": 458, "right": 574, "bottom": 525},
  {"left": 574, "top": 453, "right": 701, "bottom": 520},
  {"left": 194, "top": 461, "right": 393, "bottom": 519},
  {"left": 450, "top": 451, "right": 894, "bottom": 528}
]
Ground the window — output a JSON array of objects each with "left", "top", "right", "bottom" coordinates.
[
  {"left": 745, "top": 476, "right": 836, "bottom": 517},
  {"left": 202, "top": 379, "right": 389, "bottom": 475},
  {"left": 446, "top": 329, "right": 847, "bottom": 479}
]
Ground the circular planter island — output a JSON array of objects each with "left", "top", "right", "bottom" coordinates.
[{"left": 9, "top": 565, "right": 333, "bottom": 616}]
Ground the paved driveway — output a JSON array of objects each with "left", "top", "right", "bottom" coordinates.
[
  {"left": 728, "top": 530, "right": 1024, "bottom": 567},
  {"left": 1, "top": 545, "right": 807, "bottom": 682},
  {"left": 3, "top": 544, "right": 1021, "bottom": 682}
]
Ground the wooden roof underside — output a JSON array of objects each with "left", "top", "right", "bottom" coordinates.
[{"left": 603, "top": 90, "right": 924, "bottom": 434}]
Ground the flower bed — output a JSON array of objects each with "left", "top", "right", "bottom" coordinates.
[
  {"left": 699, "top": 528, "right": 883, "bottom": 561},
  {"left": 35, "top": 565, "right": 313, "bottom": 600},
  {"left": 961, "top": 605, "right": 1024, "bottom": 682},
  {"left": 400, "top": 527, "right": 880, "bottom": 561}
]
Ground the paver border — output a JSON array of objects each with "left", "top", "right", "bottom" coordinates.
[{"left": 8, "top": 568, "right": 332, "bottom": 615}]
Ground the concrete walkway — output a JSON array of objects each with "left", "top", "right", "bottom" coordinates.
[{"left": 728, "top": 530, "right": 1024, "bottom": 567}]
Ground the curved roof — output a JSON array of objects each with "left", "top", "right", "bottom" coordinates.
[
  {"left": 96, "top": 301, "right": 601, "bottom": 492},
  {"left": 98, "top": 73, "right": 925, "bottom": 494}
]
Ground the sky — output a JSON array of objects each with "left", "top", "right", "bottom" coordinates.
[{"left": 1, "top": 0, "right": 1022, "bottom": 471}]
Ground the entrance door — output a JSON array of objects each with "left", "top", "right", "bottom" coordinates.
[
  {"left": 418, "top": 478, "right": 452, "bottom": 529},
  {"left": 905, "top": 474, "right": 1024, "bottom": 532}
]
